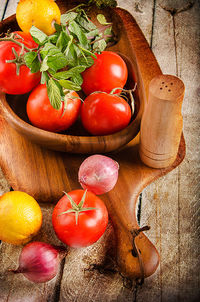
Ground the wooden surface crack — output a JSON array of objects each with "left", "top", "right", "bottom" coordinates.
[{"left": 150, "top": 0, "right": 156, "bottom": 49}]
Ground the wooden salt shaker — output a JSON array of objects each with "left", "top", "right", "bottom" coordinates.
[{"left": 139, "top": 74, "right": 185, "bottom": 168}]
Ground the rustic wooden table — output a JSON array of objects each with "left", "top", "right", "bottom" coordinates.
[{"left": 0, "top": 0, "right": 199, "bottom": 301}]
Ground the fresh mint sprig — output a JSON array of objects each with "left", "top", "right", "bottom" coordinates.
[
  {"left": 24, "top": 8, "right": 114, "bottom": 109},
  {"left": 0, "top": 7, "right": 114, "bottom": 109}
]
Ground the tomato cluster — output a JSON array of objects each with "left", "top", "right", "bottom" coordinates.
[{"left": 0, "top": 36, "right": 131, "bottom": 134}]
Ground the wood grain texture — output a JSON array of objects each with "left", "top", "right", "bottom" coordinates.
[
  {"left": 0, "top": 0, "right": 199, "bottom": 301},
  {"left": 140, "top": 0, "right": 200, "bottom": 301}
]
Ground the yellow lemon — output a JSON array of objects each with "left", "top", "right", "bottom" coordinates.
[
  {"left": 0, "top": 191, "right": 42, "bottom": 245},
  {"left": 16, "top": 0, "right": 61, "bottom": 35}
]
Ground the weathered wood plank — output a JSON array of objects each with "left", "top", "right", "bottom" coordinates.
[
  {"left": 3, "top": 0, "right": 17, "bottom": 19},
  {"left": 175, "top": 0, "right": 200, "bottom": 300},
  {"left": 139, "top": 2, "right": 179, "bottom": 301},
  {"left": 0, "top": 0, "right": 8, "bottom": 21},
  {"left": 140, "top": 0, "right": 200, "bottom": 301}
]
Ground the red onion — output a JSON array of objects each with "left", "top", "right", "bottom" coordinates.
[
  {"left": 78, "top": 154, "right": 119, "bottom": 195},
  {"left": 11, "top": 242, "right": 66, "bottom": 283}
]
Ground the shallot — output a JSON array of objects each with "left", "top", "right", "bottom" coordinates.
[
  {"left": 10, "top": 241, "right": 67, "bottom": 283},
  {"left": 78, "top": 154, "right": 119, "bottom": 195}
]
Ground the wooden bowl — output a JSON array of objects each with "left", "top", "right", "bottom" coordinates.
[{"left": 0, "top": 0, "right": 161, "bottom": 154}]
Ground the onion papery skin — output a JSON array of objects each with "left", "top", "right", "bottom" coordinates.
[
  {"left": 78, "top": 155, "right": 119, "bottom": 195},
  {"left": 13, "top": 242, "right": 65, "bottom": 283}
]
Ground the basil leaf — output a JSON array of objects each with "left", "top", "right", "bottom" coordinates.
[
  {"left": 30, "top": 26, "right": 48, "bottom": 45},
  {"left": 69, "top": 21, "right": 88, "bottom": 47},
  {"left": 58, "top": 79, "right": 81, "bottom": 91},
  {"left": 61, "top": 12, "right": 78, "bottom": 24},
  {"left": 54, "top": 66, "right": 86, "bottom": 80},
  {"left": 24, "top": 52, "right": 40, "bottom": 73},
  {"left": 47, "top": 78, "right": 62, "bottom": 110}
]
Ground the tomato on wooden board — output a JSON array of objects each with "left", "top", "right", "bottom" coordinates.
[
  {"left": 81, "top": 51, "right": 128, "bottom": 95},
  {"left": 81, "top": 92, "right": 132, "bottom": 135},
  {"left": 0, "top": 41, "right": 40, "bottom": 95},
  {"left": 27, "top": 84, "right": 81, "bottom": 132},
  {"left": 52, "top": 190, "right": 108, "bottom": 248}
]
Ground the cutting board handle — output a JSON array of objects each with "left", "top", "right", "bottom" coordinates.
[
  {"left": 139, "top": 74, "right": 185, "bottom": 168},
  {"left": 116, "top": 223, "right": 160, "bottom": 280}
]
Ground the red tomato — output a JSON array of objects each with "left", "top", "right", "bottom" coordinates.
[
  {"left": 81, "top": 92, "right": 132, "bottom": 135},
  {"left": 81, "top": 51, "right": 128, "bottom": 95},
  {"left": 27, "top": 84, "right": 81, "bottom": 132},
  {"left": 0, "top": 41, "right": 40, "bottom": 95},
  {"left": 52, "top": 190, "right": 108, "bottom": 248}
]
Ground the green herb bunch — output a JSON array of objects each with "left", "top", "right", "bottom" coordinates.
[
  {"left": 88, "top": 0, "right": 117, "bottom": 8},
  {"left": 3, "top": 7, "right": 113, "bottom": 109}
]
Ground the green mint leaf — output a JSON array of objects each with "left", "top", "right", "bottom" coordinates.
[
  {"left": 54, "top": 23, "right": 62, "bottom": 32},
  {"left": 61, "top": 12, "right": 78, "bottom": 24},
  {"left": 97, "top": 14, "right": 111, "bottom": 25},
  {"left": 86, "top": 29, "right": 99, "bottom": 39},
  {"left": 53, "top": 66, "right": 86, "bottom": 80},
  {"left": 76, "top": 15, "right": 97, "bottom": 31},
  {"left": 78, "top": 56, "right": 94, "bottom": 67},
  {"left": 56, "top": 31, "right": 71, "bottom": 51},
  {"left": 47, "top": 78, "right": 62, "bottom": 110},
  {"left": 78, "top": 45, "right": 97, "bottom": 58},
  {"left": 104, "top": 26, "right": 113, "bottom": 36},
  {"left": 30, "top": 26, "right": 48, "bottom": 45},
  {"left": 88, "top": 0, "right": 117, "bottom": 8},
  {"left": 40, "top": 42, "right": 60, "bottom": 58},
  {"left": 24, "top": 52, "right": 40, "bottom": 73},
  {"left": 40, "top": 43, "right": 68, "bottom": 72},
  {"left": 47, "top": 54, "right": 68, "bottom": 72},
  {"left": 40, "top": 56, "right": 49, "bottom": 72},
  {"left": 69, "top": 20, "right": 88, "bottom": 47},
  {"left": 24, "top": 51, "right": 37, "bottom": 66},
  {"left": 72, "top": 73, "right": 83, "bottom": 86},
  {"left": 41, "top": 71, "right": 49, "bottom": 84},
  {"left": 48, "top": 32, "right": 59, "bottom": 44},
  {"left": 64, "top": 42, "right": 78, "bottom": 67},
  {"left": 58, "top": 79, "right": 81, "bottom": 91},
  {"left": 93, "top": 38, "right": 107, "bottom": 52}
]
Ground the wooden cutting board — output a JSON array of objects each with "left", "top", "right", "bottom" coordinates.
[{"left": 0, "top": 0, "right": 186, "bottom": 281}]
